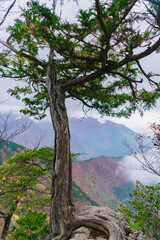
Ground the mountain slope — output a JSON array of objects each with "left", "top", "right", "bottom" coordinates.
[
  {"left": 72, "top": 156, "right": 135, "bottom": 209},
  {"left": 0, "top": 114, "right": 137, "bottom": 158},
  {"left": 70, "top": 117, "right": 136, "bottom": 158},
  {"left": 73, "top": 181, "right": 99, "bottom": 210},
  {"left": 0, "top": 140, "right": 24, "bottom": 165},
  {"left": 0, "top": 135, "right": 134, "bottom": 211}
]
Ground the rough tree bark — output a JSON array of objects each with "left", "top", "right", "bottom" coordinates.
[
  {"left": 46, "top": 51, "right": 75, "bottom": 239},
  {"left": 44, "top": 52, "right": 132, "bottom": 240}
]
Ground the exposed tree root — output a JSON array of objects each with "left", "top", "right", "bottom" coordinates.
[
  {"left": 73, "top": 215, "right": 125, "bottom": 240},
  {"left": 50, "top": 207, "right": 129, "bottom": 240},
  {"left": 51, "top": 217, "right": 123, "bottom": 240}
]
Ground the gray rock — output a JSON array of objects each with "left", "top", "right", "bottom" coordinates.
[
  {"left": 70, "top": 227, "right": 90, "bottom": 240},
  {"left": 40, "top": 207, "right": 145, "bottom": 240},
  {"left": 127, "top": 231, "right": 145, "bottom": 240},
  {"left": 70, "top": 206, "right": 131, "bottom": 240},
  {"left": 69, "top": 233, "right": 88, "bottom": 240}
]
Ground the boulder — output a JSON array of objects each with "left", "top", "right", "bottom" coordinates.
[{"left": 71, "top": 206, "right": 131, "bottom": 240}]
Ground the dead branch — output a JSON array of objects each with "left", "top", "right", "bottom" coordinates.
[
  {"left": 0, "top": 113, "right": 32, "bottom": 145},
  {"left": 0, "top": 0, "right": 16, "bottom": 26}
]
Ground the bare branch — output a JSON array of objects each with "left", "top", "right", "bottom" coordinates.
[
  {"left": 125, "top": 131, "right": 160, "bottom": 176},
  {"left": 136, "top": 60, "right": 160, "bottom": 89},
  {"left": 0, "top": 113, "right": 32, "bottom": 144},
  {"left": 143, "top": 0, "right": 157, "bottom": 19},
  {"left": 0, "top": 0, "right": 16, "bottom": 26}
]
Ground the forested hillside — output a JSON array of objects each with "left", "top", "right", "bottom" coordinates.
[
  {"left": 0, "top": 139, "right": 133, "bottom": 210},
  {"left": 72, "top": 155, "right": 135, "bottom": 209},
  {"left": 0, "top": 140, "right": 24, "bottom": 165}
]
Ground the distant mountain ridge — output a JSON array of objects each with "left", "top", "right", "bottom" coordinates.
[
  {"left": 0, "top": 113, "right": 137, "bottom": 159},
  {"left": 69, "top": 117, "right": 136, "bottom": 158}
]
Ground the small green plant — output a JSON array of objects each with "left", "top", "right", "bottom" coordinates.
[
  {"left": 0, "top": 147, "right": 52, "bottom": 238},
  {"left": 117, "top": 181, "right": 160, "bottom": 239},
  {"left": 8, "top": 210, "right": 49, "bottom": 240}
]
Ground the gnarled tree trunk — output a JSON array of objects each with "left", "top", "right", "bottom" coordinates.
[
  {"left": 45, "top": 52, "right": 134, "bottom": 240},
  {"left": 45, "top": 53, "right": 129, "bottom": 240},
  {"left": 46, "top": 57, "right": 75, "bottom": 239}
]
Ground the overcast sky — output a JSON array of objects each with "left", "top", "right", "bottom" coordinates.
[{"left": 0, "top": 0, "right": 160, "bottom": 134}]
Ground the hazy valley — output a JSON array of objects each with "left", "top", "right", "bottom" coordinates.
[{"left": 0, "top": 113, "right": 138, "bottom": 209}]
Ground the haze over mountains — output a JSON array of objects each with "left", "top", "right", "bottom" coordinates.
[
  {"left": 0, "top": 113, "right": 137, "bottom": 159},
  {"left": 69, "top": 117, "right": 136, "bottom": 159},
  {"left": 0, "top": 112, "right": 159, "bottom": 211}
]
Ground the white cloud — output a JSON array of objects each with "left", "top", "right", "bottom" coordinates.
[
  {"left": 121, "top": 155, "right": 160, "bottom": 185},
  {"left": 0, "top": 78, "right": 26, "bottom": 113},
  {"left": 104, "top": 109, "right": 160, "bottom": 134},
  {"left": 66, "top": 98, "right": 160, "bottom": 133},
  {"left": 0, "top": 0, "right": 160, "bottom": 135}
]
